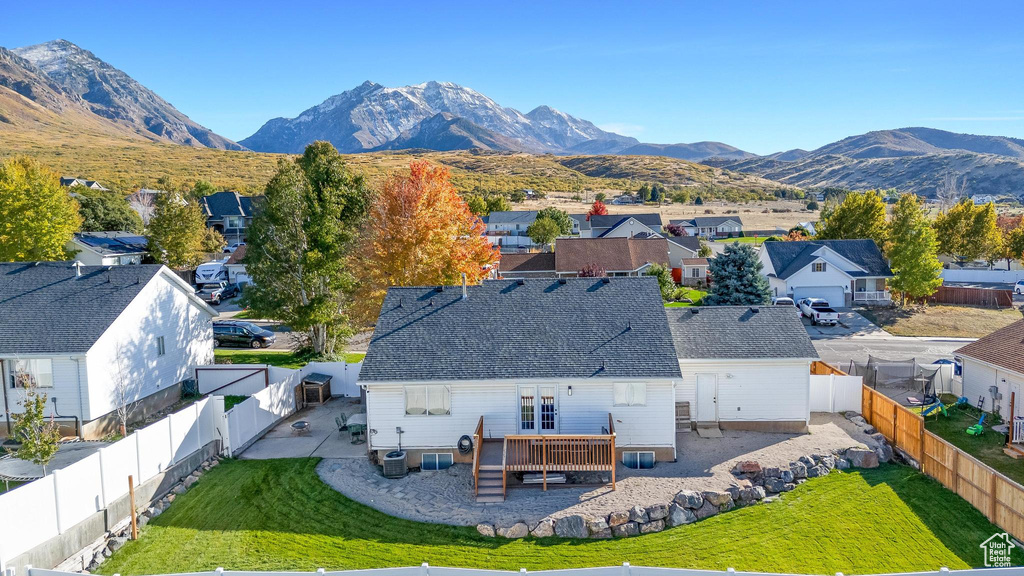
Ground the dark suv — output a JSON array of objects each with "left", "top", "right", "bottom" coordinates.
[{"left": 213, "top": 321, "right": 277, "bottom": 348}]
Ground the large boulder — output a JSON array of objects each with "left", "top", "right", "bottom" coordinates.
[
  {"left": 876, "top": 443, "right": 894, "bottom": 463},
  {"left": 647, "top": 503, "right": 670, "bottom": 521},
  {"left": 694, "top": 500, "right": 719, "bottom": 520},
  {"left": 719, "top": 498, "right": 736, "bottom": 512},
  {"left": 701, "top": 490, "right": 733, "bottom": 507},
  {"left": 587, "top": 519, "right": 610, "bottom": 538},
  {"left": 763, "top": 477, "right": 787, "bottom": 493},
  {"left": 779, "top": 469, "right": 795, "bottom": 483},
  {"left": 612, "top": 522, "right": 639, "bottom": 538},
  {"left": 818, "top": 455, "right": 836, "bottom": 470},
  {"left": 845, "top": 448, "right": 879, "bottom": 468},
  {"left": 675, "top": 490, "right": 704, "bottom": 509},
  {"left": 739, "top": 486, "right": 766, "bottom": 502},
  {"left": 732, "top": 460, "right": 762, "bottom": 475},
  {"left": 607, "top": 510, "right": 630, "bottom": 527},
  {"left": 628, "top": 505, "right": 649, "bottom": 523},
  {"left": 790, "top": 462, "right": 808, "bottom": 479},
  {"left": 798, "top": 455, "right": 815, "bottom": 468},
  {"left": 762, "top": 466, "right": 781, "bottom": 478},
  {"left": 531, "top": 519, "right": 554, "bottom": 538},
  {"left": 476, "top": 523, "right": 495, "bottom": 537},
  {"left": 554, "top": 515, "right": 588, "bottom": 539},
  {"left": 835, "top": 457, "right": 850, "bottom": 470},
  {"left": 640, "top": 519, "right": 665, "bottom": 534},
  {"left": 498, "top": 522, "right": 528, "bottom": 539},
  {"left": 667, "top": 503, "right": 697, "bottom": 527},
  {"left": 806, "top": 465, "right": 828, "bottom": 478}
]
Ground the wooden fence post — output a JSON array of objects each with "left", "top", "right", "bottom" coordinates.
[
  {"left": 128, "top": 475, "right": 137, "bottom": 540},
  {"left": 953, "top": 448, "right": 960, "bottom": 495},
  {"left": 990, "top": 473, "right": 998, "bottom": 521}
]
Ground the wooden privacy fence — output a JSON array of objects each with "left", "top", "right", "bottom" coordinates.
[
  {"left": 861, "top": 385, "right": 1024, "bottom": 541},
  {"left": 929, "top": 285, "right": 1013, "bottom": 308},
  {"left": 811, "top": 360, "right": 846, "bottom": 376}
]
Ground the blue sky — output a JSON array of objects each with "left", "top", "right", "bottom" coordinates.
[{"left": 3, "top": 1, "right": 1023, "bottom": 154}]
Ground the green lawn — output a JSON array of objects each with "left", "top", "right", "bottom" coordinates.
[
  {"left": 214, "top": 349, "right": 366, "bottom": 369},
  {"left": 923, "top": 402, "right": 1024, "bottom": 485},
  {"left": 714, "top": 236, "right": 766, "bottom": 245},
  {"left": 100, "top": 458, "right": 1021, "bottom": 575},
  {"left": 665, "top": 288, "right": 707, "bottom": 307},
  {"left": 223, "top": 395, "right": 249, "bottom": 411}
]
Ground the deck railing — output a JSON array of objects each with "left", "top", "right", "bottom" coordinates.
[
  {"left": 853, "top": 290, "right": 890, "bottom": 302},
  {"left": 501, "top": 413, "right": 617, "bottom": 490},
  {"left": 472, "top": 415, "right": 484, "bottom": 496},
  {"left": 1013, "top": 417, "right": 1024, "bottom": 445}
]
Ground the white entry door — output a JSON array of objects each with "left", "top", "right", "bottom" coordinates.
[
  {"left": 695, "top": 374, "right": 718, "bottom": 422},
  {"left": 518, "top": 384, "right": 558, "bottom": 433}
]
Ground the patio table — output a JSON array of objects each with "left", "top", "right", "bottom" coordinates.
[{"left": 347, "top": 413, "right": 367, "bottom": 444}]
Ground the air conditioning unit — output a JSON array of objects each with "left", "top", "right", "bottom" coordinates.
[{"left": 382, "top": 450, "right": 408, "bottom": 478}]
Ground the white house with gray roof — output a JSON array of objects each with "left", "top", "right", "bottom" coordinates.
[
  {"left": 670, "top": 216, "right": 743, "bottom": 238},
  {"left": 359, "top": 277, "right": 682, "bottom": 499},
  {"left": 758, "top": 239, "right": 893, "bottom": 306},
  {"left": 0, "top": 262, "right": 216, "bottom": 439},
  {"left": 665, "top": 306, "right": 820, "bottom": 433},
  {"left": 482, "top": 211, "right": 584, "bottom": 252}
]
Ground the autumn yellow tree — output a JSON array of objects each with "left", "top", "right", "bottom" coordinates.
[
  {"left": 354, "top": 161, "right": 500, "bottom": 323},
  {"left": 0, "top": 157, "right": 82, "bottom": 261}
]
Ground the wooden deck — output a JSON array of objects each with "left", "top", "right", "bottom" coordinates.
[{"left": 472, "top": 415, "right": 616, "bottom": 501}]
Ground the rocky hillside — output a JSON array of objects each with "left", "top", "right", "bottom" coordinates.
[
  {"left": 2, "top": 39, "right": 240, "bottom": 150},
  {"left": 712, "top": 128, "right": 1024, "bottom": 196}
]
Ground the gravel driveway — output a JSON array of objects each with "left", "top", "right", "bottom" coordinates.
[{"left": 317, "top": 413, "right": 873, "bottom": 527}]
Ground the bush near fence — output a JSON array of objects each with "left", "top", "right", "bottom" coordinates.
[
  {"left": 0, "top": 399, "right": 223, "bottom": 572},
  {"left": 861, "top": 385, "right": 1024, "bottom": 542}
]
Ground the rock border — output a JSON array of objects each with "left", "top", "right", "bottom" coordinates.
[{"left": 477, "top": 420, "right": 893, "bottom": 540}]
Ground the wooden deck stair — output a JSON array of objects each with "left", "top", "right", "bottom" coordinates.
[{"left": 475, "top": 466, "right": 505, "bottom": 503}]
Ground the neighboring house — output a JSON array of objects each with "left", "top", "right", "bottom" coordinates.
[
  {"left": 224, "top": 245, "right": 251, "bottom": 285},
  {"left": 680, "top": 257, "right": 709, "bottom": 287},
  {"left": 587, "top": 213, "right": 663, "bottom": 238},
  {"left": 955, "top": 319, "right": 1024, "bottom": 420},
  {"left": 758, "top": 239, "right": 893, "bottom": 306},
  {"left": 798, "top": 221, "right": 817, "bottom": 236},
  {"left": 68, "top": 232, "right": 148, "bottom": 266},
  {"left": 200, "top": 191, "right": 259, "bottom": 244},
  {"left": 482, "top": 211, "right": 583, "bottom": 252},
  {"left": 60, "top": 177, "right": 109, "bottom": 191},
  {"left": 664, "top": 306, "right": 819, "bottom": 432},
  {"left": 670, "top": 216, "right": 743, "bottom": 238},
  {"left": 0, "top": 262, "right": 216, "bottom": 439},
  {"left": 972, "top": 194, "right": 996, "bottom": 205},
  {"left": 498, "top": 237, "right": 670, "bottom": 278},
  {"left": 359, "top": 277, "right": 683, "bottom": 472},
  {"left": 665, "top": 236, "right": 701, "bottom": 271}
]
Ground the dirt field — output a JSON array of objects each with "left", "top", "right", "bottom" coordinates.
[{"left": 519, "top": 192, "right": 818, "bottom": 231}]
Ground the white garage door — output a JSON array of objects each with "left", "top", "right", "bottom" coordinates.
[{"left": 792, "top": 286, "right": 845, "bottom": 308}]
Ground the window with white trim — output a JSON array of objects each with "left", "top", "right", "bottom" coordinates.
[
  {"left": 404, "top": 385, "right": 451, "bottom": 416},
  {"left": 613, "top": 382, "right": 647, "bottom": 406},
  {"left": 623, "top": 451, "right": 655, "bottom": 469},
  {"left": 421, "top": 453, "right": 454, "bottom": 471},
  {"left": 10, "top": 358, "right": 54, "bottom": 388},
  {"left": 812, "top": 262, "right": 826, "bottom": 272},
  {"left": 691, "top": 267, "right": 700, "bottom": 278}
]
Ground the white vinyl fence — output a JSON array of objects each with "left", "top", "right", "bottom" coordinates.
[
  {"left": 18, "top": 563, "right": 1023, "bottom": 576},
  {"left": 941, "top": 268, "right": 1024, "bottom": 284},
  {"left": 196, "top": 361, "right": 362, "bottom": 397},
  {"left": 809, "top": 374, "right": 863, "bottom": 413},
  {"left": 222, "top": 371, "right": 300, "bottom": 456},
  {"left": 0, "top": 399, "right": 222, "bottom": 570}
]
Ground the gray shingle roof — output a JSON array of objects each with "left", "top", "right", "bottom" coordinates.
[
  {"left": 588, "top": 213, "right": 663, "bottom": 231},
  {"left": 667, "top": 236, "right": 701, "bottom": 253},
  {"left": 665, "top": 306, "right": 819, "bottom": 360},
  {"left": 763, "top": 239, "right": 893, "bottom": 280},
  {"left": 0, "top": 262, "right": 164, "bottom": 354},
  {"left": 73, "top": 232, "right": 148, "bottom": 256},
  {"left": 483, "top": 210, "right": 538, "bottom": 225},
  {"left": 361, "top": 277, "right": 683, "bottom": 382}
]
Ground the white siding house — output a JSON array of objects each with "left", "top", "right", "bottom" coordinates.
[
  {"left": 665, "top": 306, "right": 820, "bottom": 432},
  {"left": 955, "top": 320, "right": 1024, "bottom": 420},
  {"left": 759, "top": 239, "right": 894, "bottom": 306},
  {"left": 359, "top": 277, "right": 683, "bottom": 472},
  {"left": 0, "top": 262, "right": 215, "bottom": 439},
  {"left": 67, "top": 232, "right": 148, "bottom": 266}
]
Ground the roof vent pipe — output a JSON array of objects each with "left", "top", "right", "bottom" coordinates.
[
  {"left": 72, "top": 260, "right": 83, "bottom": 277},
  {"left": 461, "top": 273, "right": 468, "bottom": 300}
]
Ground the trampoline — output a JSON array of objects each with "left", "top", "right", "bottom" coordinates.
[{"left": 0, "top": 440, "right": 108, "bottom": 488}]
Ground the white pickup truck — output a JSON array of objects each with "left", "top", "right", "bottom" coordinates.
[{"left": 798, "top": 298, "right": 839, "bottom": 326}]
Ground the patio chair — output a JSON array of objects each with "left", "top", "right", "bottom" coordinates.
[{"left": 335, "top": 414, "right": 348, "bottom": 434}]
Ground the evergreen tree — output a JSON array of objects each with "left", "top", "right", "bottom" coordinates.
[
  {"left": 704, "top": 243, "right": 770, "bottom": 305},
  {"left": 244, "top": 142, "right": 369, "bottom": 355},
  {"left": 0, "top": 157, "right": 82, "bottom": 261},
  {"left": 815, "top": 189, "right": 888, "bottom": 248},
  {"left": 933, "top": 198, "right": 1002, "bottom": 264},
  {"left": 638, "top": 183, "right": 652, "bottom": 203},
  {"left": 886, "top": 194, "right": 942, "bottom": 305}
]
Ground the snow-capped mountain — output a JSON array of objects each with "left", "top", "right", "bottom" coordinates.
[
  {"left": 240, "top": 80, "right": 638, "bottom": 154},
  {"left": 10, "top": 39, "right": 241, "bottom": 150}
]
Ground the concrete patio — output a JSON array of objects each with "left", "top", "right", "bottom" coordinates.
[{"left": 240, "top": 398, "right": 369, "bottom": 460}]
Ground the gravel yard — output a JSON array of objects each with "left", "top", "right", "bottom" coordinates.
[{"left": 317, "top": 413, "right": 874, "bottom": 527}]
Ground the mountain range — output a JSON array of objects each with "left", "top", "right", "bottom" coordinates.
[{"left": 3, "top": 39, "right": 1024, "bottom": 196}]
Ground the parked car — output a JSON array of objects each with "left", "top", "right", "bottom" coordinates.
[
  {"left": 1015, "top": 280, "right": 1024, "bottom": 295},
  {"left": 223, "top": 242, "right": 246, "bottom": 254},
  {"left": 771, "top": 296, "right": 795, "bottom": 307},
  {"left": 196, "top": 281, "right": 240, "bottom": 305},
  {"left": 798, "top": 297, "right": 839, "bottom": 326},
  {"left": 213, "top": 320, "right": 276, "bottom": 348}
]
